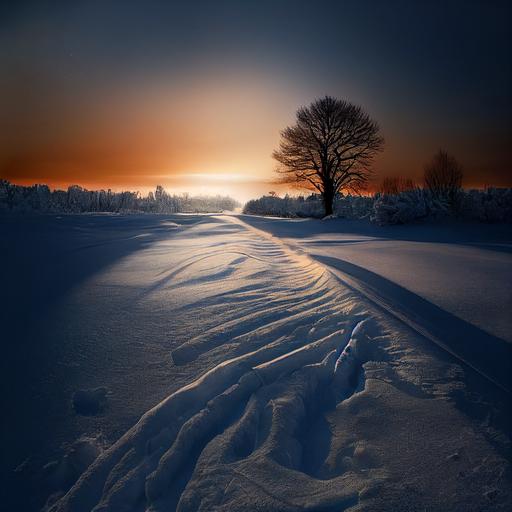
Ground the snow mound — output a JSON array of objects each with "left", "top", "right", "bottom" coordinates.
[{"left": 49, "top": 319, "right": 377, "bottom": 512}]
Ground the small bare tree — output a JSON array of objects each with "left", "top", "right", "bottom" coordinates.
[
  {"left": 380, "top": 176, "right": 415, "bottom": 195},
  {"left": 273, "top": 96, "right": 384, "bottom": 216},
  {"left": 424, "top": 150, "right": 463, "bottom": 204}
]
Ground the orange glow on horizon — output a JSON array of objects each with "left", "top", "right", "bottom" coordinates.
[{"left": 2, "top": 69, "right": 510, "bottom": 200}]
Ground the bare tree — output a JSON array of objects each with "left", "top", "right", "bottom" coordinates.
[
  {"left": 424, "top": 150, "right": 463, "bottom": 204},
  {"left": 272, "top": 96, "right": 384, "bottom": 216},
  {"left": 380, "top": 176, "right": 415, "bottom": 195}
]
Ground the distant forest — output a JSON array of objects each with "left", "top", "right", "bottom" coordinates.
[
  {"left": 2, "top": 180, "right": 510, "bottom": 225},
  {"left": 0, "top": 181, "right": 240, "bottom": 214}
]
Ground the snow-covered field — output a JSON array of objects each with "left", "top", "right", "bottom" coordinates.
[
  {"left": 241, "top": 216, "right": 512, "bottom": 390},
  {"left": 1, "top": 214, "right": 511, "bottom": 511}
]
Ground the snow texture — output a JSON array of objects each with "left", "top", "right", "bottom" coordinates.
[
  {"left": 72, "top": 388, "right": 109, "bottom": 416},
  {"left": 1, "top": 213, "right": 510, "bottom": 511}
]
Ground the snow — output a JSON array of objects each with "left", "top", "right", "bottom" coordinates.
[
  {"left": 42, "top": 436, "right": 105, "bottom": 505},
  {"left": 72, "top": 388, "right": 109, "bottom": 416},
  {"left": 1, "top": 213, "right": 510, "bottom": 511},
  {"left": 241, "top": 215, "right": 512, "bottom": 390}
]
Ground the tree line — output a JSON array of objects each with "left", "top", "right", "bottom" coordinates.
[
  {"left": 0, "top": 182, "right": 239, "bottom": 214},
  {"left": 243, "top": 188, "right": 512, "bottom": 225}
]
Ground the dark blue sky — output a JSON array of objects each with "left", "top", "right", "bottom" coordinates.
[{"left": 1, "top": 0, "right": 510, "bottom": 195}]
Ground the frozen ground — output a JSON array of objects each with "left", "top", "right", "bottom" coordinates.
[{"left": 0, "top": 213, "right": 511, "bottom": 511}]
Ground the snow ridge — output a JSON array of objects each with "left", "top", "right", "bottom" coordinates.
[
  {"left": 50, "top": 323, "right": 374, "bottom": 512},
  {"left": 49, "top": 216, "right": 378, "bottom": 512}
]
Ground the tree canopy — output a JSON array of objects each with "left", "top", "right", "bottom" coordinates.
[{"left": 273, "top": 96, "right": 384, "bottom": 215}]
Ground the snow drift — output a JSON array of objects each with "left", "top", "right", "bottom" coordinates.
[{"left": 44, "top": 215, "right": 511, "bottom": 512}]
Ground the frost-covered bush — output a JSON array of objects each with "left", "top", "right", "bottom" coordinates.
[
  {"left": 0, "top": 181, "right": 239, "bottom": 214},
  {"left": 371, "top": 189, "right": 450, "bottom": 225},
  {"left": 243, "top": 193, "right": 373, "bottom": 219},
  {"left": 458, "top": 188, "right": 512, "bottom": 223},
  {"left": 334, "top": 195, "right": 374, "bottom": 219},
  {"left": 243, "top": 194, "right": 324, "bottom": 217},
  {"left": 243, "top": 187, "right": 511, "bottom": 225},
  {"left": 372, "top": 188, "right": 512, "bottom": 225}
]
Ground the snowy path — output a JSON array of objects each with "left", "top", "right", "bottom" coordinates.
[{"left": 1, "top": 214, "right": 510, "bottom": 511}]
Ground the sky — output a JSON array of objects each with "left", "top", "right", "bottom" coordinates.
[{"left": 0, "top": 0, "right": 510, "bottom": 201}]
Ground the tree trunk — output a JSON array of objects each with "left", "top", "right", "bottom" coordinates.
[{"left": 322, "top": 185, "right": 334, "bottom": 217}]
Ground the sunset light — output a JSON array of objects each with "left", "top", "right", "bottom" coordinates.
[
  {"left": 1, "top": 2, "right": 511, "bottom": 512},
  {"left": 2, "top": 2, "right": 510, "bottom": 199}
]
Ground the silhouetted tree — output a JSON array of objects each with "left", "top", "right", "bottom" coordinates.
[
  {"left": 424, "top": 150, "right": 463, "bottom": 204},
  {"left": 273, "top": 96, "right": 384, "bottom": 216},
  {"left": 380, "top": 176, "right": 415, "bottom": 195}
]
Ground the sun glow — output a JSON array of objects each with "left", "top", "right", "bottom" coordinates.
[
  {"left": 176, "top": 172, "right": 258, "bottom": 183},
  {"left": 157, "top": 172, "right": 277, "bottom": 203}
]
